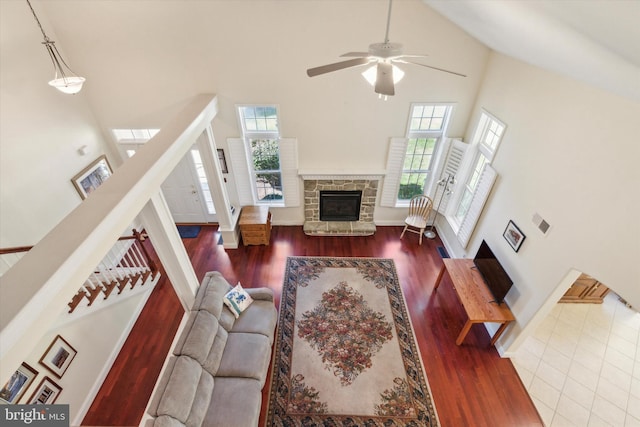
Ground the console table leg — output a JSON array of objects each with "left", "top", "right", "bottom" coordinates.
[
  {"left": 434, "top": 265, "right": 446, "bottom": 290},
  {"left": 490, "top": 322, "right": 511, "bottom": 346},
  {"left": 456, "top": 320, "right": 474, "bottom": 345}
]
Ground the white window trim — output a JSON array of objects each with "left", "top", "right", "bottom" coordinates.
[
  {"left": 227, "top": 137, "right": 299, "bottom": 208},
  {"left": 425, "top": 137, "right": 468, "bottom": 215},
  {"left": 236, "top": 104, "right": 280, "bottom": 137},
  {"left": 381, "top": 103, "right": 455, "bottom": 207},
  {"left": 445, "top": 109, "right": 506, "bottom": 244},
  {"left": 232, "top": 105, "right": 299, "bottom": 207},
  {"left": 245, "top": 137, "right": 285, "bottom": 207}
]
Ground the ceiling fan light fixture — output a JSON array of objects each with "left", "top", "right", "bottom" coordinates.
[
  {"left": 305, "top": 0, "right": 464, "bottom": 96},
  {"left": 362, "top": 64, "right": 405, "bottom": 86}
]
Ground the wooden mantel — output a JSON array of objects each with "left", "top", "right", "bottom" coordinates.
[{"left": 298, "top": 170, "right": 386, "bottom": 180}]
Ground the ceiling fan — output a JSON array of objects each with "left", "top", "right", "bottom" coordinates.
[{"left": 306, "top": 0, "right": 466, "bottom": 97}]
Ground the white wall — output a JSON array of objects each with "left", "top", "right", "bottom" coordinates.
[
  {"left": 438, "top": 52, "right": 640, "bottom": 349},
  {"left": 21, "top": 292, "right": 149, "bottom": 424},
  {"left": 0, "top": 0, "right": 115, "bottom": 247}
]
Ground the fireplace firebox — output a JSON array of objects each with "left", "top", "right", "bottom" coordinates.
[{"left": 319, "top": 190, "right": 362, "bottom": 221}]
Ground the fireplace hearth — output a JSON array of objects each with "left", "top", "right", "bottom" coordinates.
[{"left": 320, "top": 191, "right": 362, "bottom": 221}]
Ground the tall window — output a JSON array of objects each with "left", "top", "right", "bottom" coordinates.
[
  {"left": 237, "top": 106, "right": 283, "bottom": 203},
  {"left": 398, "top": 104, "right": 452, "bottom": 200},
  {"left": 454, "top": 111, "right": 505, "bottom": 222}
]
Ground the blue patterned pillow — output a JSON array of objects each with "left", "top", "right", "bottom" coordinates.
[{"left": 223, "top": 283, "right": 254, "bottom": 318}]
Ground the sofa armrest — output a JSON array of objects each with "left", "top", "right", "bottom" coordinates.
[{"left": 246, "top": 287, "right": 274, "bottom": 302}]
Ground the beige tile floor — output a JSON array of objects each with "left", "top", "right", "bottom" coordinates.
[{"left": 512, "top": 292, "right": 640, "bottom": 426}]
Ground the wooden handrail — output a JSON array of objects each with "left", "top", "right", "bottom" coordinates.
[
  {"left": 0, "top": 246, "right": 33, "bottom": 255},
  {"left": 0, "top": 230, "right": 148, "bottom": 255}
]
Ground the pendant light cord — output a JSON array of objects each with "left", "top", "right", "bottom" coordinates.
[{"left": 26, "top": 0, "right": 51, "bottom": 42}]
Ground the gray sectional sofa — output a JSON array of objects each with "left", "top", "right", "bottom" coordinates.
[{"left": 145, "top": 271, "right": 278, "bottom": 427}]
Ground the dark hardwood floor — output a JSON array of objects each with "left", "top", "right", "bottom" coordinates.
[{"left": 82, "top": 225, "right": 543, "bottom": 427}]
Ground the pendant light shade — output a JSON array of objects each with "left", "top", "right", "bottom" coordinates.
[{"left": 26, "top": 0, "right": 85, "bottom": 94}]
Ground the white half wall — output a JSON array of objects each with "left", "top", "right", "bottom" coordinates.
[{"left": 18, "top": 289, "right": 152, "bottom": 424}]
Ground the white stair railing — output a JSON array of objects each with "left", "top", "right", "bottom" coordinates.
[
  {"left": 0, "top": 230, "right": 158, "bottom": 314},
  {"left": 66, "top": 230, "right": 158, "bottom": 313}
]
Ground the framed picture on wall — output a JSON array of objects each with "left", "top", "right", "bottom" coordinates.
[
  {"left": 217, "top": 149, "right": 228, "bottom": 174},
  {"left": 39, "top": 335, "right": 77, "bottom": 379},
  {"left": 0, "top": 363, "right": 38, "bottom": 404},
  {"left": 72, "top": 155, "right": 113, "bottom": 199},
  {"left": 27, "top": 377, "right": 62, "bottom": 404},
  {"left": 503, "top": 220, "right": 526, "bottom": 252}
]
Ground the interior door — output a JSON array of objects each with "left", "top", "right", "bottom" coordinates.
[{"left": 161, "top": 152, "right": 210, "bottom": 223}]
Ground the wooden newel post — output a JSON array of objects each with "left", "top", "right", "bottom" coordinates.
[{"left": 133, "top": 229, "right": 158, "bottom": 277}]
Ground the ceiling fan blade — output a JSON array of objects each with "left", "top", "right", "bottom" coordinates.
[
  {"left": 306, "top": 58, "right": 370, "bottom": 77},
  {"left": 397, "top": 54, "right": 428, "bottom": 59},
  {"left": 374, "top": 62, "right": 395, "bottom": 96},
  {"left": 396, "top": 59, "right": 467, "bottom": 77},
  {"left": 340, "top": 52, "right": 370, "bottom": 58}
]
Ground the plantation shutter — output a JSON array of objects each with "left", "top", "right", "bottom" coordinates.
[
  {"left": 380, "top": 138, "right": 408, "bottom": 207},
  {"left": 227, "top": 138, "right": 255, "bottom": 205},
  {"left": 456, "top": 164, "right": 497, "bottom": 248},
  {"left": 279, "top": 138, "right": 300, "bottom": 207},
  {"left": 426, "top": 138, "right": 467, "bottom": 214}
]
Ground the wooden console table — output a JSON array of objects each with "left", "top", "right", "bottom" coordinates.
[
  {"left": 434, "top": 258, "right": 515, "bottom": 347},
  {"left": 239, "top": 206, "right": 271, "bottom": 245}
]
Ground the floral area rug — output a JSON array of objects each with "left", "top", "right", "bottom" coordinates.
[{"left": 266, "top": 257, "right": 439, "bottom": 426}]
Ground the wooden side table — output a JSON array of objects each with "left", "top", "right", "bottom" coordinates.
[{"left": 239, "top": 206, "right": 271, "bottom": 245}]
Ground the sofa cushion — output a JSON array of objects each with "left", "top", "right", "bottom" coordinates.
[
  {"left": 193, "top": 272, "right": 232, "bottom": 320},
  {"left": 245, "top": 287, "right": 275, "bottom": 302},
  {"left": 204, "top": 377, "right": 262, "bottom": 427},
  {"left": 172, "top": 311, "right": 217, "bottom": 359},
  {"left": 218, "top": 307, "right": 236, "bottom": 331},
  {"left": 230, "top": 300, "right": 278, "bottom": 344},
  {"left": 172, "top": 310, "right": 229, "bottom": 376},
  {"left": 223, "top": 283, "right": 254, "bottom": 318},
  {"left": 203, "top": 323, "right": 228, "bottom": 376},
  {"left": 153, "top": 415, "right": 185, "bottom": 427},
  {"left": 216, "top": 332, "right": 272, "bottom": 387},
  {"left": 148, "top": 356, "right": 178, "bottom": 417},
  {"left": 154, "top": 356, "right": 214, "bottom": 427}
]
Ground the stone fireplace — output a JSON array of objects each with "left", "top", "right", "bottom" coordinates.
[{"left": 301, "top": 173, "right": 381, "bottom": 236}]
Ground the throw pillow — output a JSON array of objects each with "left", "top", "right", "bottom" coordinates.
[{"left": 223, "top": 282, "right": 253, "bottom": 318}]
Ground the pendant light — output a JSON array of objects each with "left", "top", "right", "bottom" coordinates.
[{"left": 26, "top": 0, "right": 85, "bottom": 94}]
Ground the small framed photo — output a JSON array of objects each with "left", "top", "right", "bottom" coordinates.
[
  {"left": 27, "top": 377, "right": 61, "bottom": 404},
  {"left": 217, "top": 149, "right": 228, "bottom": 174},
  {"left": 0, "top": 363, "right": 38, "bottom": 404},
  {"left": 503, "top": 220, "right": 526, "bottom": 252},
  {"left": 72, "top": 155, "right": 113, "bottom": 199},
  {"left": 39, "top": 335, "right": 77, "bottom": 379}
]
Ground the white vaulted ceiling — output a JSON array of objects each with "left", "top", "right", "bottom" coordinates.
[
  {"left": 424, "top": 0, "right": 640, "bottom": 101},
  {"left": 28, "top": 0, "right": 640, "bottom": 131}
]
